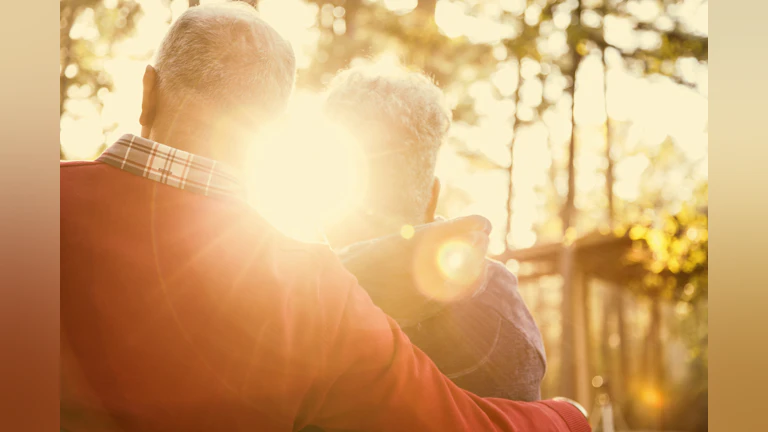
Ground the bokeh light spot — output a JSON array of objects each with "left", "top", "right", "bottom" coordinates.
[
  {"left": 436, "top": 240, "right": 485, "bottom": 288},
  {"left": 592, "top": 375, "right": 604, "bottom": 388},
  {"left": 642, "top": 388, "right": 664, "bottom": 408},
  {"left": 400, "top": 224, "right": 415, "bottom": 240}
]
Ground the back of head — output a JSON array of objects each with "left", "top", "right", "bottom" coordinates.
[
  {"left": 324, "top": 62, "right": 452, "bottom": 245},
  {"left": 154, "top": 1, "right": 295, "bottom": 120}
]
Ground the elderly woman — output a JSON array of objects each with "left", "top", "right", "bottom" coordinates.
[{"left": 323, "top": 63, "right": 548, "bottom": 402}]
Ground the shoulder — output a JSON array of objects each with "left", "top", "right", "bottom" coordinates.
[
  {"left": 215, "top": 204, "right": 352, "bottom": 292},
  {"left": 193, "top": 199, "right": 339, "bottom": 269},
  {"left": 481, "top": 259, "right": 533, "bottom": 328},
  {"left": 480, "top": 259, "right": 547, "bottom": 363},
  {"left": 485, "top": 259, "right": 519, "bottom": 288},
  {"left": 60, "top": 161, "right": 119, "bottom": 184},
  {"left": 61, "top": 160, "right": 103, "bottom": 169},
  {"left": 160, "top": 198, "right": 358, "bottom": 325}
]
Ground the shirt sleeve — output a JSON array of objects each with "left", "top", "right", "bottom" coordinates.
[
  {"left": 399, "top": 261, "right": 547, "bottom": 401},
  {"left": 300, "top": 255, "right": 590, "bottom": 432},
  {"left": 469, "top": 261, "right": 548, "bottom": 401}
]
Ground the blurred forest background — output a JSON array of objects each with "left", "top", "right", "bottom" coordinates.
[{"left": 60, "top": 0, "right": 708, "bottom": 430}]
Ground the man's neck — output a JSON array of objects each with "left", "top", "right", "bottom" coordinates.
[
  {"left": 146, "top": 100, "right": 258, "bottom": 172},
  {"left": 331, "top": 214, "right": 429, "bottom": 251},
  {"left": 147, "top": 125, "right": 248, "bottom": 173}
]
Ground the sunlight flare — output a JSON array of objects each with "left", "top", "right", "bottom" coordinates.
[{"left": 247, "top": 93, "right": 368, "bottom": 242}]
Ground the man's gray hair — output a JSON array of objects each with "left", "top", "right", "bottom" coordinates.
[
  {"left": 154, "top": 1, "right": 295, "bottom": 118},
  {"left": 324, "top": 62, "right": 452, "bottom": 220}
]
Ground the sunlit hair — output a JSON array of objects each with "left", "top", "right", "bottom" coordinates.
[
  {"left": 153, "top": 1, "right": 295, "bottom": 119},
  {"left": 324, "top": 61, "right": 452, "bottom": 222}
]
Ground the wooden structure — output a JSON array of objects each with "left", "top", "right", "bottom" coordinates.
[
  {"left": 494, "top": 232, "right": 633, "bottom": 410},
  {"left": 492, "top": 231, "right": 706, "bottom": 417}
]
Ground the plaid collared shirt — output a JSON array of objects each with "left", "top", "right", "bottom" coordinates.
[{"left": 97, "top": 134, "right": 246, "bottom": 201}]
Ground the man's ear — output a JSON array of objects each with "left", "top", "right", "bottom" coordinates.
[
  {"left": 139, "top": 65, "right": 158, "bottom": 139},
  {"left": 425, "top": 177, "right": 441, "bottom": 223}
]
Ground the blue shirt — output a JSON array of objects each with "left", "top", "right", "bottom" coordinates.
[
  {"left": 339, "top": 233, "right": 547, "bottom": 402},
  {"left": 399, "top": 260, "right": 546, "bottom": 401}
]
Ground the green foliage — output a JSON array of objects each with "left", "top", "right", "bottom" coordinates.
[
  {"left": 60, "top": 0, "right": 141, "bottom": 105},
  {"left": 625, "top": 202, "right": 708, "bottom": 300},
  {"left": 60, "top": 0, "right": 141, "bottom": 159},
  {"left": 300, "top": 0, "right": 496, "bottom": 113}
]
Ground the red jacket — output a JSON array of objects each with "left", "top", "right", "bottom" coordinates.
[{"left": 61, "top": 160, "right": 590, "bottom": 432}]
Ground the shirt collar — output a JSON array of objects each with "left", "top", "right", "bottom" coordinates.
[{"left": 97, "top": 134, "right": 246, "bottom": 201}]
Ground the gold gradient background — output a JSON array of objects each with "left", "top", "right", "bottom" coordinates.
[
  {"left": 708, "top": 1, "right": 768, "bottom": 431},
  {"left": 0, "top": 1, "right": 60, "bottom": 431},
  {"left": 0, "top": 0, "right": 764, "bottom": 430}
]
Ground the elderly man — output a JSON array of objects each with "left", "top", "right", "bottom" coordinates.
[
  {"left": 60, "top": 3, "right": 589, "bottom": 431},
  {"left": 323, "top": 64, "right": 547, "bottom": 401}
]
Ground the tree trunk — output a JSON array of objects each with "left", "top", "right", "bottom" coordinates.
[
  {"left": 602, "top": 47, "right": 628, "bottom": 407},
  {"left": 344, "top": 0, "right": 361, "bottom": 40},
  {"left": 647, "top": 297, "right": 664, "bottom": 429},
  {"left": 603, "top": 50, "right": 615, "bottom": 228},
  {"left": 562, "top": 70, "right": 579, "bottom": 230},
  {"left": 560, "top": 257, "right": 591, "bottom": 406},
  {"left": 504, "top": 141, "right": 515, "bottom": 248},
  {"left": 616, "top": 291, "right": 630, "bottom": 406},
  {"left": 416, "top": 0, "right": 437, "bottom": 16},
  {"left": 558, "top": 0, "right": 583, "bottom": 400},
  {"left": 504, "top": 61, "right": 524, "bottom": 248},
  {"left": 601, "top": 285, "right": 614, "bottom": 383}
]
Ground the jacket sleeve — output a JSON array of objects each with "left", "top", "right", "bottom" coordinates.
[{"left": 301, "top": 256, "right": 590, "bottom": 432}]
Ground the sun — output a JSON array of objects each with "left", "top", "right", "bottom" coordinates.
[{"left": 246, "top": 92, "right": 368, "bottom": 242}]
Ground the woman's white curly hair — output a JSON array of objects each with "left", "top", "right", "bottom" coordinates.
[{"left": 324, "top": 61, "right": 452, "bottom": 221}]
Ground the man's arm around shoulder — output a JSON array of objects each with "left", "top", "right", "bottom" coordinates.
[{"left": 300, "top": 250, "right": 590, "bottom": 432}]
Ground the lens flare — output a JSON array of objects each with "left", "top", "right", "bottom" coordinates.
[
  {"left": 642, "top": 387, "right": 663, "bottom": 408},
  {"left": 400, "top": 224, "right": 415, "bottom": 239},
  {"left": 410, "top": 238, "right": 487, "bottom": 302},
  {"left": 437, "top": 240, "right": 486, "bottom": 286}
]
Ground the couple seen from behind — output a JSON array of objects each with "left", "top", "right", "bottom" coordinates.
[{"left": 60, "top": 2, "right": 590, "bottom": 431}]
